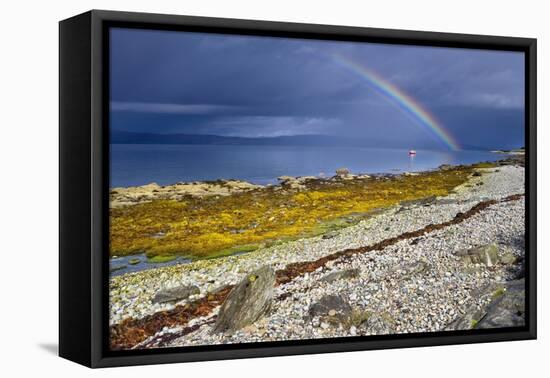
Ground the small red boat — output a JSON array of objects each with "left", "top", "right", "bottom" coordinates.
[{"left": 409, "top": 150, "right": 417, "bottom": 156}]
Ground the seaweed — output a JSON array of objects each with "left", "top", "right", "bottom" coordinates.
[{"left": 110, "top": 166, "right": 479, "bottom": 259}]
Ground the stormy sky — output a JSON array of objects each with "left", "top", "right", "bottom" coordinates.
[{"left": 110, "top": 27, "right": 525, "bottom": 150}]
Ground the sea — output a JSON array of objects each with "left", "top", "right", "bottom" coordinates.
[{"left": 110, "top": 144, "right": 504, "bottom": 188}]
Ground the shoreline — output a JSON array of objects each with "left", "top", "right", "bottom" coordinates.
[
  {"left": 109, "top": 161, "right": 525, "bottom": 349},
  {"left": 109, "top": 155, "right": 518, "bottom": 208},
  {"left": 109, "top": 146, "right": 522, "bottom": 192},
  {"left": 109, "top": 156, "right": 522, "bottom": 274}
]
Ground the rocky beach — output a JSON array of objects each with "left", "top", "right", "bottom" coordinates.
[{"left": 109, "top": 157, "right": 526, "bottom": 350}]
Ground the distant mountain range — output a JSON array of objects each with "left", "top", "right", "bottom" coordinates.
[
  {"left": 111, "top": 130, "right": 345, "bottom": 146},
  {"left": 111, "top": 130, "right": 507, "bottom": 151}
]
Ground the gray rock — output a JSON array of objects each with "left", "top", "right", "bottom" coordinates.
[
  {"left": 445, "top": 306, "right": 487, "bottom": 331},
  {"left": 320, "top": 269, "right": 360, "bottom": 283},
  {"left": 335, "top": 168, "right": 351, "bottom": 177},
  {"left": 277, "top": 176, "right": 306, "bottom": 190},
  {"left": 152, "top": 284, "right": 200, "bottom": 304},
  {"left": 446, "top": 279, "right": 525, "bottom": 331},
  {"left": 456, "top": 243, "right": 499, "bottom": 266},
  {"left": 277, "top": 175, "right": 294, "bottom": 183},
  {"left": 213, "top": 265, "right": 276, "bottom": 333},
  {"left": 309, "top": 295, "right": 353, "bottom": 325},
  {"left": 128, "top": 257, "right": 141, "bottom": 265},
  {"left": 477, "top": 279, "right": 525, "bottom": 329}
]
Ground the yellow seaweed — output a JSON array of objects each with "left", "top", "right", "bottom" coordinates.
[{"left": 110, "top": 165, "right": 481, "bottom": 259}]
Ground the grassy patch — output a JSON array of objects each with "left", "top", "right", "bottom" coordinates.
[
  {"left": 146, "top": 255, "right": 178, "bottom": 263},
  {"left": 110, "top": 166, "right": 476, "bottom": 259}
]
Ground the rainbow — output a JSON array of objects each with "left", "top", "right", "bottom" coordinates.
[{"left": 331, "top": 54, "right": 460, "bottom": 151}]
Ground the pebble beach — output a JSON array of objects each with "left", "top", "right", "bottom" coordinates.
[{"left": 109, "top": 162, "right": 526, "bottom": 350}]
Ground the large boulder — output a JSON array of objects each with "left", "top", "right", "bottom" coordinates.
[
  {"left": 152, "top": 284, "right": 200, "bottom": 304},
  {"left": 446, "top": 279, "right": 525, "bottom": 330},
  {"left": 213, "top": 265, "right": 276, "bottom": 333},
  {"left": 476, "top": 279, "right": 525, "bottom": 329}
]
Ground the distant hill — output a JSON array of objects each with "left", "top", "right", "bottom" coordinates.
[
  {"left": 111, "top": 130, "right": 360, "bottom": 147},
  {"left": 110, "top": 130, "right": 516, "bottom": 151}
]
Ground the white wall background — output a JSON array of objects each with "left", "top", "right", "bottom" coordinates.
[{"left": 0, "top": 0, "right": 546, "bottom": 376}]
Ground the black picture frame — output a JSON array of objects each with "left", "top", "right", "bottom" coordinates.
[{"left": 59, "top": 9, "right": 537, "bottom": 368}]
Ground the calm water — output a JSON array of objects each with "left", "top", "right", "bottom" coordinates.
[
  {"left": 110, "top": 144, "right": 504, "bottom": 188},
  {"left": 110, "top": 253, "right": 192, "bottom": 277}
]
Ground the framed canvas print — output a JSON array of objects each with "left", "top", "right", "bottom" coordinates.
[{"left": 59, "top": 10, "right": 537, "bottom": 368}]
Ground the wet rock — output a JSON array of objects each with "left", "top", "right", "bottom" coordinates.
[
  {"left": 152, "top": 285, "right": 200, "bottom": 304},
  {"left": 456, "top": 243, "right": 499, "bottom": 266},
  {"left": 320, "top": 268, "right": 360, "bottom": 283},
  {"left": 213, "top": 265, "right": 276, "bottom": 333},
  {"left": 110, "top": 264, "right": 127, "bottom": 273},
  {"left": 128, "top": 257, "right": 141, "bottom": 265}
]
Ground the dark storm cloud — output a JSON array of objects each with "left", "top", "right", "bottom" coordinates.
[{"left": 110, "top": 28, "right": 525, "bottom": 149}]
